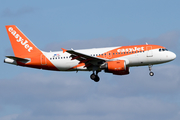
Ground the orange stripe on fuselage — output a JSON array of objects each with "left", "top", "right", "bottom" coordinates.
[
  {"left": 97, "top": 44, "right": 164, "bottom": 59},
  {"left": 68, "top": 63, "right": 85, "bottom": 70}
]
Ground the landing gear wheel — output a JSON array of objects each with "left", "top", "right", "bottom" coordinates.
[
  {"left": 90, "top": 74, "right": 96, "bottom": 80},
  {"left": 94, "top": 75, "right": 100, "bottom": 82},
  {"left": 90, "top": 71, "right": 100, "bottom": 82},
  {"left": 149, "top": 72, "right": 154, "bottom": 76},
  {"left": 148, "top": 65, "right": 154, "bottom": 76}
]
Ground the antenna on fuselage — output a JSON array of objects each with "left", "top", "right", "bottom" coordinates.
[{"left": 146, "top": 42, "right": 148, "bottom": 45}]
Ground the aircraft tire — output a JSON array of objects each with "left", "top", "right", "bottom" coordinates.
[
  {"left": 149, "top": 72, "right": 154, "bottom": 76},
  {"left": 90, "top": 74, "right": 96, "bottom": 80},
  {"left": 94, "top": 75, "right": 100, "bottom": 82}
]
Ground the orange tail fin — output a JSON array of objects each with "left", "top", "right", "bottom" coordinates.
[{"left": 5, "top": 25, "right": 41, "bottom": 57}]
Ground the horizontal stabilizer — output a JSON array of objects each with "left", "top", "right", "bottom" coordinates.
[{"left": 6, "top": 56, "right": 30, "bottom": 62}]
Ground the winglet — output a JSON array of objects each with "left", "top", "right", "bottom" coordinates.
[{"left": 61, "top": 48, "right": 67, "bottom": 53}]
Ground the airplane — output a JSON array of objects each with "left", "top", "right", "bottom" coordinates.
[{"left": 4, "top": 25, "right": 176, "bottom": 82}]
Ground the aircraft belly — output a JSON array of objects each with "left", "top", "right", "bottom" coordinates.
[{"left": 52, "top": 60, "right": 79, "bottom": 71}]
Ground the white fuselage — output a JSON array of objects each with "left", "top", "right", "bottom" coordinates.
[{"left": 43, "top": 46, "right": 176, "bottom": 71}]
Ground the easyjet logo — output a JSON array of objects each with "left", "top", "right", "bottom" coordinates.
[
  {"left": 8, "top": 27, "right": 33, "bottom": 52},
  {"left": 117, "top": 47, "right": 144, "bottom": 52}
]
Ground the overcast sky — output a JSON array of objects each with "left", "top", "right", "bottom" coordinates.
[{"left": 0, "top": 0, "right": 180, "bottom": 120}]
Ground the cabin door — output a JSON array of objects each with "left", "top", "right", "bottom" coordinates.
[
  {"left": 41, "top": 54, "right": 47, "bottom": 65},
  {"left": 146, "top": 46, "right": 153, "bottom": 57}
]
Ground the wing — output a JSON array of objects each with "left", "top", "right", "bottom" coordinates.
[{"left": 62, "top": 48, "right": 107, "bottom": 69}]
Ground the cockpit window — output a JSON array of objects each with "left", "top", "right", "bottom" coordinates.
[{"left": 159, "top": 48, "right": 168, "bottom": 52}]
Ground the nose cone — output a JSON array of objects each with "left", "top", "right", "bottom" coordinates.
[{"left": 169, "top": 52, "right": 176, "bottom": 61}]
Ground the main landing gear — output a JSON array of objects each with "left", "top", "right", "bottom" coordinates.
[
  {"left": 148, "top": 65, "right": 154, "bottom": 76},
  {"left": 90, "top": 71, "right": 100, "bottom": 82}
]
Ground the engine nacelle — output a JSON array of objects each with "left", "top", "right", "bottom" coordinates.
[{"left": 100, "top": 60, "right": 130, "bottom": 75}]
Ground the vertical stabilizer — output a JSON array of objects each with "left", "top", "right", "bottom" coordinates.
[{"left": 5, "top": 25, "right": 41, "bottom": 57}]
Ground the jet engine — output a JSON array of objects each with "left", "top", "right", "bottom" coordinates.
[{"left": 100, "top": 60, "right": 130, "bottom": 75}]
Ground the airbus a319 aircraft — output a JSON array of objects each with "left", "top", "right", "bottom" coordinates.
[{"left": 4, "top": 25, "right": 176, "bottom": 82}]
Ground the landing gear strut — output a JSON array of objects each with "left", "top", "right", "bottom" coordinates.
[
  {"left": 148, "top": 65, "right": 154, "bottom": 76},
  {"left": 90, "top": 71, "right": 100, "bottom": 82}
]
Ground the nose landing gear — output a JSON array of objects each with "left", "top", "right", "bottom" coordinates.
[
  {"left": 149, "top": 71, "right": 154, "bottom": 76},
  {"left": 148, "top": 65, "right": 154, "bottom": 76},
  {"left": 90, "top": 71, "right": 100, "bottom": 82}
]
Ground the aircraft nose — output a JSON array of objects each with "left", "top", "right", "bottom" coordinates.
[{"left": 169, "top": 52, "right": 176, "bottom": 60}]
